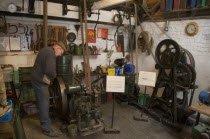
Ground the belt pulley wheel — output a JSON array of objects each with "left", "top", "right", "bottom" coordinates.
[
  {"left": 53, "top": 77, "right": 68, "bottom": 116},
  {"left": 155, "top": 39, "right": 181, "bottom": 69}
]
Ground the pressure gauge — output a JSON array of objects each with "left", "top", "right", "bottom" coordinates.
[
  {"left": 8, "top": 3, "right": 21, "bottom": 13},
  {"left": 185, "top": 22, "right": 199, "bottom": 36}
]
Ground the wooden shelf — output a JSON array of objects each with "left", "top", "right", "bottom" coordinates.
[
  {"left": 161, "top": 7, "right": 210, "bottom": 20},
  {"left": 72, "top": 54, "right": 101, "bottom": 56}
]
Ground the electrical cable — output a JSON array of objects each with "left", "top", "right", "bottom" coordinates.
[{"left": 94, "top": 10, "right": 100, "bottom": 31}]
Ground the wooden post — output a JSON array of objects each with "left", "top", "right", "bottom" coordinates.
[
  {"left": 43, "top": 0, "right": 48, "bottom": 47},
  {"left": 134, "top": 3, "right": 139, "bottom": 81},
  {"left": 84, "top": 0, "right": 92, "bottom": 94}
]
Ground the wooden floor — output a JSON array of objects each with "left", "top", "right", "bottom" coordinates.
[{"left": 22, "top": 101, "right": 192, "bottom": 139}]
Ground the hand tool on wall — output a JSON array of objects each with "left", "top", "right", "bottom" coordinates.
[
  {"left": 74, "top": 25, "right": 80, "bottom": 36},
  {"left": 103, "top": 38, "right": 109, "bottom": 52},
  {"left": 117, "top": 32, "right": 124, "bottom": 56},
  {"left": 0, "top": 15, "right": 7, "bottom": 33},
  {"left": 29, "top": 29, "right": 34, "bottom": 50},
  {"left": 28, "top": 0, "right": 35, "bottom": 14},
  {"left": 8, "top": 24, "right": 18, "bottom": 34},
  {"left": 22, "top": 0, "right": 24, "bottom": 11},
  {"left": 18, "top": 23, "right": 26, "bottom": 34},
  {"left": 25, "top": 25, "right": 30, "bottom": 49}
]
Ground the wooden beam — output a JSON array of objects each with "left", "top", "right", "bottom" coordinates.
[{"left": 92, "top": 0, "right": 132, "bottom": 10}]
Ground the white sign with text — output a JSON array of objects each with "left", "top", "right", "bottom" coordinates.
[
  {"left": 106, "top": 76, "right": 125, "bottom": 93},
  {"left": 138, "top": 71, "right": 157, "bottom": 87}
]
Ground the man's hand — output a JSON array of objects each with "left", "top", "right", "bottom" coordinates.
[{"left": 42, "top": 75, "right": 51, "bottom": 85}]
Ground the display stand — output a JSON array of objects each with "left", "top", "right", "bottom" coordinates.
[{"left": 104, "top": 76, "right": 125, "bottom": 134}]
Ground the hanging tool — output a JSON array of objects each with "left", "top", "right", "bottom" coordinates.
[
  {"left": 18, "top": 23, "right": 26, "bottom": 34},
  {"left": 28, "top": 0, "right": 35, "bottom": 14},
  {"left": 67, "top": 32, "right": 76, "bottom": 42},
  {"left": 29, "top": 29, "right": 34, "bottom": 50},
  {"left": 103, "top": 38, "right": 109, "bottom": 52},
  {"left": 0, "top": 15, "right": 7, "bottom": 33},
  {"left": 8, "top": 24, "right": 18, "bottom": 34},
  {"left": 25, "top": 25, "right": 30, "bottom": 49},
  {"left": 117, "top": 32, "right": 124, "bottom": 56},
  {"left": 74, "top": 25, "right": 80, "bottom": 36},
  {"left": 22, "top": 0, "right": 24, "bottom": 11}
]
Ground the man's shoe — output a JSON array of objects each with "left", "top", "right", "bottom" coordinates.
[{"left": 42, "top": 129, "right": 59, "bottom": 137}]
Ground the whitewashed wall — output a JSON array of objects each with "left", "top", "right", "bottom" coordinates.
[
  {"left": 0, "top": 16, "right": 128, "bottom": 71},
  {"left": 135, "top": 19, "right": 210, "bottom": 105}
]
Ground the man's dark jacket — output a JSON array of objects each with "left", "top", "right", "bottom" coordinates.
[{"left": 32, "top": 47, "right": 56, "bottom": 84}]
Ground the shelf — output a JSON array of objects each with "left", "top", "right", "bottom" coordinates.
[
  {"left": 161, "top": 7, "right": 210, "bottom": 20},
  {"left": 72, "top": 54, "right": 101, "bottom": 56},
  {"left": 0, "top": 11, "right": 125, "bottom": 26}
]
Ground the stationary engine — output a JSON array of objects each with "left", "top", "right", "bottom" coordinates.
[{"left": 50, "top": 55, "right": 104, "bottom": 136}]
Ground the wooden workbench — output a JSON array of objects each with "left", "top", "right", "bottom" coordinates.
[{"left": 190, "top": 103, "right": 210, "bottom": 125}]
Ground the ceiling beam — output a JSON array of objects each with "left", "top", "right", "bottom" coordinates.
[{"left": 92, "top": 0, "right": 132, "bottom": 10}]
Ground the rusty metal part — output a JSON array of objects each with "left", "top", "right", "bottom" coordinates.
[{"left": 78, "top": 117, "right": 104, "bottom": 136}]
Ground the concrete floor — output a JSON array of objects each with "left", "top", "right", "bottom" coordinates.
[{"left": 22, "top": 101, "right": 192, "bottom": 139}]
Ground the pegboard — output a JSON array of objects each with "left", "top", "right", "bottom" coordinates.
[{"left": 0, "top": 23, "right": 67, "bottom": 51}]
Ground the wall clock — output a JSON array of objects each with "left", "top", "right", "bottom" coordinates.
[{"left": 185, "top": 22, "right": 199, "bottom": 36}]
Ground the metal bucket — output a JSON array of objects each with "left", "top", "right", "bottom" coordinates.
[{"left": 56, "top": 55, "right": 73, "bottom": 85}]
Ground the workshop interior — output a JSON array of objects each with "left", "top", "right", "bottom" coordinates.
[{"left": 0, "top": 0, "right": 210, "bottom": 138}]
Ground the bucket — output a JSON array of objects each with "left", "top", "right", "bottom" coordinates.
[
  {"left": 74, "top": 45, "right": 82, "bottom": 55},
  {"left": 124, "top": 64, "right": 135, "bottom": 73},
  {"left": 138, "top": 93, "right": 150, "bottom": 105},
  {"left": 56, "top": 55, "right": 73, "bottom": 85},
  {"left": 108, "top": 68, "right": 115, "bottom": 76},
  {"left": 199, "top": 91, "right": 210, "bottom": 104},
  {"left": 115, "top": 67, "right": 123, "bottom": 76},
  {"left": 197, "top": 0, "right": 207, "bottom": 7}
]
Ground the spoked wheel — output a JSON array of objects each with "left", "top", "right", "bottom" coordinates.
[{"left": 155, "top": 39, "right": 181, "bottom": 69}]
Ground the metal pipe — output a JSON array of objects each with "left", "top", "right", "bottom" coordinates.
[
  {"left": 134, "top": 3, "right": 139, "bottom": 80},
  {"left": 84, "top": 0, "right": 92, "bottom": 94},
  {"left": 43, "top": 0, "right": 48, "bottom": 47}
]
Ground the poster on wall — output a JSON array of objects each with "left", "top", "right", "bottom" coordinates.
[
  {"left": 97, "top": 28, "right": 108, "bottom": 38},
  {"left": 88, "top": 29, "right": 96, "bottom": 43}
]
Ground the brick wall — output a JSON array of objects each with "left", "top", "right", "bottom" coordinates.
[{"left": 136, "top": 19, "right": 210, "bottom": 104}]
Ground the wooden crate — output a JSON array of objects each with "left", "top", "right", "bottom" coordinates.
[{"left": 0, "top": 120, "right": 15, "bottom": 138}]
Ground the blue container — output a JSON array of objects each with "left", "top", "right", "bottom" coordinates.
[
  {"left": 124, "top": 64, "right": 135, "bottom": 73},
  {"left": 115, "top": 67, "right": 123, "bottom": 76},
  {"left": 0, "top": 100, "right": 13, "bottom": 122},
  {"left": 165, "top": 0, "right": 174, "bottom": 11},
  {"left": 187, "top": 0, "right": 197, "bottom": 8},
  {"left": 199, "top": 91, "right": 210, "bottom": 104}
]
